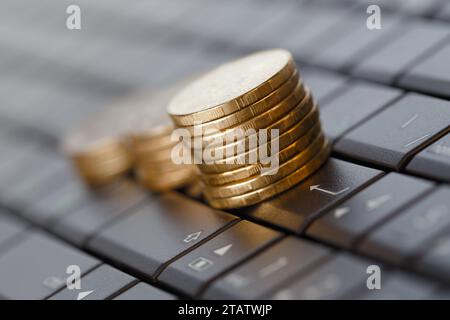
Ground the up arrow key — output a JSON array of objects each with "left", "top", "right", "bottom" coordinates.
[{"left": 183, "top": 231, "right": 202, "bottom": 243}]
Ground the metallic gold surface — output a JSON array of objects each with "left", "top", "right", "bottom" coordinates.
[
  {"left": 136, "top": 165, "right": 195, "bottom": 192},
  {"left": 200, "top": 121, "right": 322, "bottom": 185},
  {"left": 196, "top": 104, "right": 319, "bottom": 173},
  {"left": 64, "top": 78, "right": 195, "bottom": 189},
  {"left": 165, "top": 50, "right": 330, "bottom": 208},
  {"left": 168, "top": 49, "right": 295, "bottom": 125},
  {"left": 204, "top": 133, "right": 326, "bottom": 198},
  {"left": 195, "top": 85, "right": 309, "bottom": 148},
  {"left": 195, "top": 91, "right": 314, "bottom": 166},
  {"left": 206, "top": 141, "right": 331, "bottom": 209},
  {"left": 182, "top": 71, "right": 300, "bottom": 135}
]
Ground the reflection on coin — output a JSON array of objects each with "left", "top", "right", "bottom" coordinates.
[
  {"left": 200, "top": 122, "right": 322, "bottom": 186},
  {"left": 168, "top": 49, "right": 295, "bottom": 125},
  {"left": 182, "top": 71, "right": 300, "bottom": 135},
  {"left": 63, "top": 108, "right": 133, "bottom": 186},
  {"left": 207, "top": 142, "right": 331, "bottom": 209},
  {"left": 204, "top": 134, "right": 326, "bottom": 199}
]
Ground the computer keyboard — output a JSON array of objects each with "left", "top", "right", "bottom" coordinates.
[{"left": 0, "top": 0, "right": 450, "bottom": 300}]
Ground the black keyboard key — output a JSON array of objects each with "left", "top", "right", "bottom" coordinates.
[
  {"left": 415, "top": 231, "right": 450, "bottom": 282},
  {"left": 114, "top": 282, "right": 176, "bottom": 300},
  {"left": 351, "top": 21, "right": 450, "bottom": 83},
  {"left": 0, "top": 139, "right": 37, "bottom": 168},
  {"left": 281, "top": 7, "right": 355, "bottom": 61},
  {"left": 0, "top": 157, "right": 71, "bottom": 209},
  {"left": 347, "top": 271, "right": 438, "bottom": 300},
  {"left": 396, "top": 0, "right": 444, "bottom": 15},
  {"left": 158, "top": 221, "right": 281, "bottom": 296},
  {"left": 399, "top": 42, "right": 450, "bottom": 99},
  {"left": 0, "top": 231, "right": 99, "bottom": 299},
  {"left": 357, "top": 0, "right": 444, "bottom": 16},
  {"left": 311, "top": 12, "right": 403, "bottom": 70},
  {"left": 51, "top": 179, "right": 148, "bottom": 245},
  {"left": 49, "top": 265, "right": 136, "bottom": 300},
  {"left": 203, "top": 237, "right": 330, "bottom": 300},
  {"left": 428, "top": 287, "right": 450, "bottom": 300},
  {"left": 335, "top": 93, "right": 450, "bottom": 170},
  {"left": 245, "top": 159, "right": 383, "bottom": 233},
  {"left": 267, "top": 254, "right": 371, "bottom": 300},
  {"left": 238, "top": 1, "right": 309, "bottom": 50},
  {"left": 436, "top": 2, "right": 450, "bottom": 21},
  {"left": 307, "top": 173, "right": 433, "bottom": 249},
  {"left": 88, "top": 193, "right": 238, "bottom": 278},
  {"left": 0, "top": 149, "right": 56, "bottom": 188},
  {"left": 0, "top": 210, "right": 26, "bottom": 248},
  {"left": 407, "top": 133, "right": 450, "bottom": 182},
  {"left": 23, "top": 180, "right": 90, "bottom": 226},
  {"left": 301, "top": 68, "right": 348, "bottom": 104},
  {"left": 358, "top": 187, "right": 450, "bottom": 265},
  {"left": 320, "top": 81, "right": 402, "bottom": 142}
]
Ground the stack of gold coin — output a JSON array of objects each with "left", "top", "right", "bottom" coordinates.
[
  {"left": 124, "top": 86, "right": 196, "bottom": 192},
  {"left": 168, "top": 49, "right": 330, "bottom": 209},
  {"left": 63, "top": 81, "right": 196, "bottom": 190},
  {"left": 63, "top": 108, "right": 133, "bottom": 186}
]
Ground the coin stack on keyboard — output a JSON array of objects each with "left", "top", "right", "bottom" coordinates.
[
  {"left": 64, "top": 83, "right": 196, "bottom": 190},
  {"left": 168, "top": 49, "right": 331, "bottom": 209},
  {"left": 125, "top": 89, "right": 196, "bottom": 192},
  {"left": 63, "top": 108, "right": 134, "bottom": 186}
]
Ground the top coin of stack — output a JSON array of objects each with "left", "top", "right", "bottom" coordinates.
[
  {"left": 168, "top": 49, "right": 330, "bottom": 209},
  {"left": 63, "top": 80, "right": 196, "bottom": 190}
]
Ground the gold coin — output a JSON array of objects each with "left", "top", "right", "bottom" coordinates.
[
  {"left": 122, "top": 81, "right": 195, "bottom": 140},
  {"left": 204, "top": 133, "right": 326, "bottom": 199},
  {"left": 194, "top": 83, "right": 307, "bottom": 149},
  {"left": 71, "top": 143, "right": 129, "bottom": 164},
  {"left": 63, "top": 115, "right": 132, "bottom": 186},
  {"left": 136, "top": 164, "right": 193, "bottom": 179},
  {"left": 194, "top": 90, "right": 314, "bottom": 166},
  {"left": 136, "top": 159, "right": 191, "bottom": 174},
  {"left": 129, "top": 134, "right": 175, "bottom": 154},
  {"left": 168, "top": 49, "right": 295, "bottom": 126},
  {"left": 182, "top": 71, "right": 300, "bottom": 135},
  {"left": 74, "top": 154, "right": 131, "bottom": 186},
  {"left": 197, "top": 104, "right": 319, "bottom": 173},
  {"left": 125, "top": 77, "right": 200, "bottom": 152},
  {"left": 136, "top": 166, "right": 194, "bottom": 191},
  {"left": 206, "top": 141, "right": 331, "bottom": 209},
  {"left": 77, "top": 153, "right": 131, "bottom": 173},
  {"left": 200, "top": 121, "right": 321, "bottom": 186},
  {"left": 62, "top": 84, "right": 181, "bottom": 185},
  {"left": 134, "top": 146, "right": 175, "bottom": 163}
]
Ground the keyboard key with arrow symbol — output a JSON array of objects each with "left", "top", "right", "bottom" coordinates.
[
  {"left": 307, "top": 173, "right": 434, "bottom": 249},
  {"left": 157, "top": 220, "right": 281, "bottom": 297},
  {"left": 245, "top": 159, "right": 383, "bottom": 233},
  {"left": 49, "top": 265, "right": 136, "bottom": 300}
]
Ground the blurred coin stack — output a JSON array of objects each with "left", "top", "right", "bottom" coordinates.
[
  {"left": 63, "top": 108, "right": 133, "bottom": 186},
  {"left": 63, "top": 81, "right": 196, "bottom": 191},
  {"left": 168, "top": 49, "right": 330, "bottom": 209},
  {"left": 125, "top": 88, "right": 196, "bottom": 192}
]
